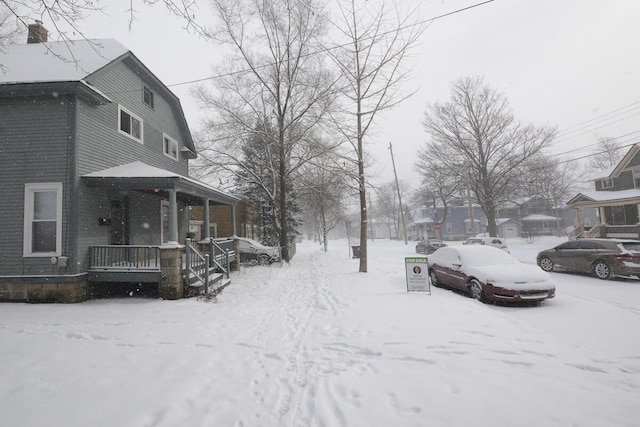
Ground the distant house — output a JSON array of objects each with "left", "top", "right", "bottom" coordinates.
[
  {"left": 189, "top": 199, "right": 259, "bottom": 240},
  {"left": 567, "top": 144, "right": 640, "bottom": 239},
  {"left": 521, "top": 214, "right": 560, "bottom": 237},
  {"left": 409, "top": 205, "right": 487, "bottom": 241},
  {"left": 0, "top": 23, "right": 238, "bottom": 302}
]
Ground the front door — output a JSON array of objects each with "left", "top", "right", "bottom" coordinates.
[{"left": 110, "top": 199, "right": 129, "bottom": 245}]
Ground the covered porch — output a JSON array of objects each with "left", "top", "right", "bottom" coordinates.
[
  {"left": 567, "top": 189, "right": 640, "bottom": 239},
  {"left": 82, "top": 162, "right": 240, "bottom": 298}
]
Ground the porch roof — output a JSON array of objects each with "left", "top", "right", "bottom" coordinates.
[
  {"left": 567, "top": 189, "right": 640, "bottom": 208},
  {"left": 82, "top": 161, "right": 239, "bottom": 206}
]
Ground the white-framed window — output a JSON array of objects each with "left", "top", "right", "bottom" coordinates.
[
  {"left": 118, "top": 105, "right": 143, "bottom": 142},
  {"left": 23, "top": 182, "right": 62, "bottom": 257},
  {"left": 209, "top": 223, "right": 218, "bottom": 239},
  {"left": 602, "top": 178, "right": 614, "bottom": 189},
  {"left": 163, "top": 133, "right": 179, "bottom": 161},
  {"left": 445, "top": 223, "right": 453, "bottom": 234}
]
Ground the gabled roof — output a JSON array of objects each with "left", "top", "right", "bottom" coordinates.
[
  {"left": 0, "top": 39, "right": 196, "bottom": 156},
  {"left": 83, "top": 161, "right": 239, "bottom": 206},
  {"left": 609, "top": 144, "right": 640, "bottom": 178}
]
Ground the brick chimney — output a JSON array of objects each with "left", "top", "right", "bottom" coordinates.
[{"left": 27, "top": 21, "right": 48, "bottom": 44}]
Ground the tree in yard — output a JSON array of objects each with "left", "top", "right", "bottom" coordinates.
[
  {"left": 193, "top": 0, "right": 337, "bottom": 262},
  {"left": 423, "top": 76, "right": 557, "bottom": 237},
  {"left": 586, "top": 136, "right": 626, "bottom": 172},
  {"left": 413, "top": 150, "right": 465, "bottom": 238},
  {"left": 519, "top": 153, "right": 582, "bottom": 234},
  {"left": 298, "top": 156, "right": 348, "bottom": 252},
  {"left": 328, "top": 0, "right": 425, "bottom": 272}
]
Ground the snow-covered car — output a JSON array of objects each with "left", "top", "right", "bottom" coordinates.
[
  {"left": 415, "top": 239, "right": 447, "bottom": 254},
  {"left": 428, "top": 245, "right": 555, "bottom": 304},
  {"left": 463, "top": 236, "right": 509, "bottom": 253},
  {"left": 537, "top": 238, "right": 640, "bottom": 280},
  {"left": 236, "top": 237, "right": 280, "bottom": 266}
]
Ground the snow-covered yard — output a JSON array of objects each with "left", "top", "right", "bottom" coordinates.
[{"left": 1, "top": 237, "right": 639, "bottom": 427}]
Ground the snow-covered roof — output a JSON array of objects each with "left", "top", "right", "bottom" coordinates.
[
  {"left": 588, "top": 165, "right": 617, "bottom": 181},
  {"left": 0, "top": 39, "right": 129, "bottom": 84},
  {"left": 571, "top": 189, "right": 640, "bottom": 203},
  {"left": 521, "top": 214, "right": 559, "bottom": 221},
  {"left": 83, "top": 161, "right": 239, "bottom": 204}
]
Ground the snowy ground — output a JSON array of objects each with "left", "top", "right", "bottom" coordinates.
[{"left": 1, "top": 237, "right": 639, "bottom": 427}]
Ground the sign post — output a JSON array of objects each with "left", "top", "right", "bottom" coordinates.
[{"left": 405, "top": 257, "right": 430, "bottom": 294}]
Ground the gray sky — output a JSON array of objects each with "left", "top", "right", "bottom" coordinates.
[{"left": 44, "top": 0, "right": 640, "bottom": 188}]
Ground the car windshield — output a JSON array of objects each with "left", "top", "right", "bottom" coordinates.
[{"left": 459, "top": 248, "right": 519, "bottom": 266}]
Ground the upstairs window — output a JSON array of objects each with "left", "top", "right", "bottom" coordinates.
[
  {"left": 143, "top": 86, "right": 154, "bottom": 108},
  {"left": 23, "top": 183, "right": 62, "bottom": 257},
  {"left": 118, "top": 105, "right": 143, "bottom": 142},
  {"left": 163, "top": 134, "right": 179, "bottom": 160},
  {"left": 601, "top": 178, "right": 613, "bottom": 189}
]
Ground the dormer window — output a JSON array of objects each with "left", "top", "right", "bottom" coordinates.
[
  {"left": 143, "top": 86, "right": 154, "bottom": 108},
  {"left": 634, "top": 170, "right": 640, "bottom": 188},
  {"left": 118, "top": 105, "right": 143, "bottom": 142},
  {"left": 601, "top": 178, "right": 613, "bottom": 189},
  {"left": 163, "top": 134, "right": 179, "bottom": 161}
]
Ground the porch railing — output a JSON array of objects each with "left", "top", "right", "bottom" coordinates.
[
  {"left": 185, "top": 239, "right": 211, "bottom": 292},
  {"left": 196, "top": 238, "right": 234, "bottom": 278},
  {"left": 90, "top": 245, "right": 160, "bottom": 270}
]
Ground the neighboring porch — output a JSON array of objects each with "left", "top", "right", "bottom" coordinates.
[{"left": 567, "top": 190, "right": 640, "bottom": 239}]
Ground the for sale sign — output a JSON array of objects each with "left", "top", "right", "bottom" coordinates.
[{"left": 405, "top": 257, "right": 430, "bottom": 293}]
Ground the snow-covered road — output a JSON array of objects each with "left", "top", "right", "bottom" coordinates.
[{"left": 1, "top": 238, "right": 639, "bottom": 426}]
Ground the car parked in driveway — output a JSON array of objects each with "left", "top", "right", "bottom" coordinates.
[
  {"left": 537, "top": 238, "right": 640, "bottom": 280},
  {"left": 236, "top": 237, "right": 280, "bottom": 266},
  {"left": 463, "top": 236, "right": 509, "bottom": 252},
  {"left": 415, "top": 239, "right": 447, "bottom": 254},
  {"left": 428, "top": 245, "right": 555, "bottom": 304}
]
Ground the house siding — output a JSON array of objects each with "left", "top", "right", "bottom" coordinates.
[{"left": 0, "top": 97, "right": 75, "bottom": 276}]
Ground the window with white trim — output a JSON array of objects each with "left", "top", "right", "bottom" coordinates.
[
  {"left": 163, "top": 134, "right": 179, "bottom": 161},
  {"left": 118, "top": 105, "right": 143, "bottom": 142},
  {"left": 601, "top": 178, "right": 614, "bottom": 189},
  {"left": 23, "top": 183, "right": 62, "bottom": 257}
]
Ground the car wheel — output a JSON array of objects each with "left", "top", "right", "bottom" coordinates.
[
  {"left": 248, "top": 257, "right": 259, "bottom": 266},
  {"left": 258, "top": 254, "right": 271, "bottom": 266},
  {"left": 539, "top": 256, "right": 554, "bottom": 272},
  {"left": 469, "top": 279, "right": 485, "bottom": 302},
  {"left": 593, "top": 260, "right": 612, "bottom": 280},
  {"left": 429, "top": 270, "right": 441, "bottom": 287}
]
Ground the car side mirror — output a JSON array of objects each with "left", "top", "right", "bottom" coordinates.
[{"left": 452, "top": 263, "right": 462, "bottom": 270}]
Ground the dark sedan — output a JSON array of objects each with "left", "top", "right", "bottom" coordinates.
[
  {"left": 428, "top": 245, "right": 555, "bottom": 304},
  {"left": 415, "top": 239, "right": 447, "bottom": 254},
  {"left": 537, "top": 238, "right": 640, "bottom": 280}
]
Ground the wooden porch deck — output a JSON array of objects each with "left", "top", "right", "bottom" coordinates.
[{"left": 87, "top": 239, "right": 236, "bottom": 288}]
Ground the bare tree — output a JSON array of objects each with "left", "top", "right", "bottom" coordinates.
[
  {"left": 193, "top": 0, "right": 337, "bottom": 262},
  {"left": 522, "top": 153, "right": 582, "bottom": 234},
  {"left": 423, "top": 76, "right": 557, "bottom": 237},
  {"left": 298, "top": 156, "right": 348, "bottom": 252},
  {"left": 328, "top": 0, "right": 425, "bottom": 272},
  {"left": 414, "top": 150, "right": 465, "bottom": 237},
  {"left": 586, "top": 136, "right": 626, "bottom": 172}
]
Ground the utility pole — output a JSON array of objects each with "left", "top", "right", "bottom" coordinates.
[{"left": 389, "top": 142, "right": 408, "bottom": 244}]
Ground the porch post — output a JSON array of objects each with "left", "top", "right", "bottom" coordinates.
[
  {"left": 168, "top": 189, "right": 178, "bottom": 244},
  {"left": 203, "top": 198, "right": 210, "bottom": 239},
  {"left": 231, "top": 203, "right": 237, "bottom": 236}
]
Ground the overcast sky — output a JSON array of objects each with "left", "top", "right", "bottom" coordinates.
[{"left": 38, "top": 0, "right": 640, "bottom": 188}]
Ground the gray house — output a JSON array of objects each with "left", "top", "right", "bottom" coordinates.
[
  {"left": 0, "top": 24, "right": 238, "bottom": 303},
  {"left": 567, "top": 144, "right": 640, "bottom": 239}
]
